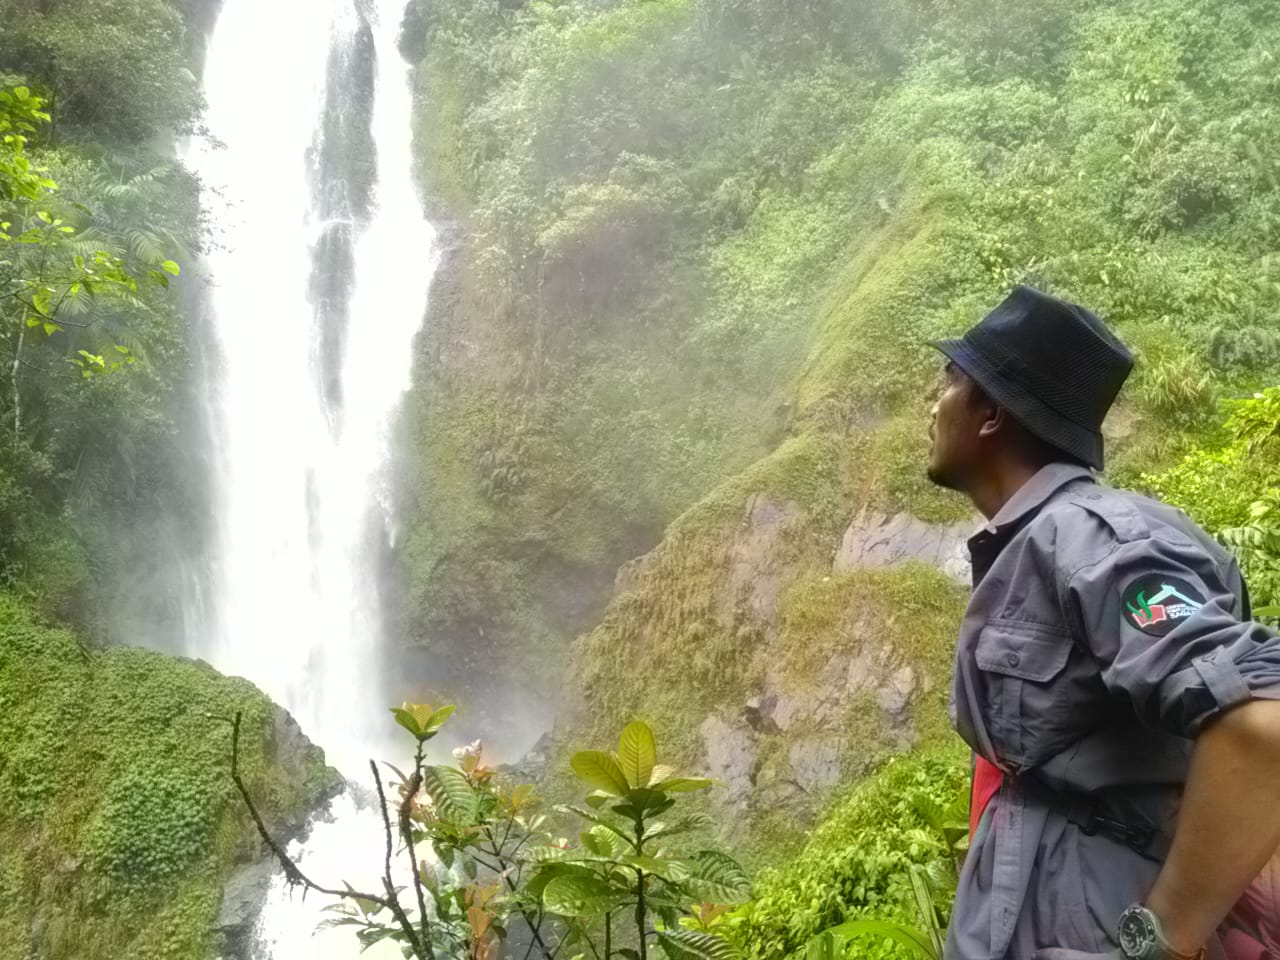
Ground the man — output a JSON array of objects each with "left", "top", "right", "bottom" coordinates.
[{"left": 925, "top": 285, "right": 1280, "bottom": 960}]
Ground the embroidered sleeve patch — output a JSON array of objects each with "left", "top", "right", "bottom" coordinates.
[{"left": 1122, "top": 575, "right": 1206, "bottom": 636}]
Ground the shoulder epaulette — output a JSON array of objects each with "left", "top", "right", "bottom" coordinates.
[{"left": 1063, "top": 490, "right": 1150, "bottom": 544}]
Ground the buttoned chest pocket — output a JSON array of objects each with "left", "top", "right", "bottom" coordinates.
[{"left": 975, "top": 618, "right": 1076, "bottom": 771}]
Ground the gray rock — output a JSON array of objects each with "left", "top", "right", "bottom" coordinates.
[
  {"left": 700, "top": 714, "right": 757, "bottom": 810},
  {"left": 787, "top": 736, "right": 844, "bottom": 793},
  {"left": 833, "top": 508, "right": 973, "bottom": 584},
  {"left": 721, "top": 494, "right": 800, "bottom": 628},
  {"left": 878, "top": 665, "right": 916, "bottom": 719},
  {"left": 216, "top": 857, "right": 279, "bottom": 960}
]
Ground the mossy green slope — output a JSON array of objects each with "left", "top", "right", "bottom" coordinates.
[
  {"left": 403, "top": 0, "right": 1280, "bottom": 855},
  {"left": 0, "top": 596, "right": 340, "bottom": 960}
]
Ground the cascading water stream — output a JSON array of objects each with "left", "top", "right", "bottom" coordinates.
[{"left": 185, "top": 0, "right": 438, "bottom": 953}]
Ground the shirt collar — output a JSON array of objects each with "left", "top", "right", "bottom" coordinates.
[{"left": 982, "top": 461, "right": 1097, "bottom": 535}]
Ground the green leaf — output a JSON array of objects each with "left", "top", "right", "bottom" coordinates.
[
  {"left": 617, "top": 788, "right": 675, "bottom": 816},
  {"left": 420, "top": 765, "right": 478, "bottom": 825},
  {"left": 570, "top": 750, "right": 630, "bottom": 796},
  {"left": 657, "top": 929, "right": 743, "bottom": 960},
  {"left": 581, "top": 829, "right": 611, "bottom": 857},
  {"left": 588, "top": 824, "right": 627, "bottom": 857},
  {"left": 41, "top": 322, "right": 57, "bottom": 336},
  {"left": 812, "top": 919, "right": 938, "bottom": 960},
  {"left": 541, "top": 873, "right": 625, "bottom": 917},
  {"left": 644, "top": 813, "right": 714, "bottom": 841},
  {"left": 391, "top": 707, "right": 423, "bottom": 738},
  {"left": 682, "top": 851, "right": 751, "bottom": 904},
  {"left": 426, "top": 704, "right": 456, "bottom": 733},
  {"left": 555, "top": 803, "right": 636, "bottom": 847},
  {"left": 618, "top": 721, "right": 657, "bottom": 789},
  {"left": 524, "top": 845, "right": 573, "bottom": 863},
  {"left": 622, "top": 854, "right": 689, "bottom": 883},
  {"left": 161, "top": 259, "right": 181, "bottom": 276},
  {"left": 651, "top": 777, "right": 714, "bottom": 794}
]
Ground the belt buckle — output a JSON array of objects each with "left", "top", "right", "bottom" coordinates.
[{"left": 1083, "top": 814, "right": 1154, "bottom": 854}]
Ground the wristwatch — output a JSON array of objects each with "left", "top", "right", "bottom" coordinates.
[{"left": 1117, "top": 904, "right": 1206, "bottom": 960}]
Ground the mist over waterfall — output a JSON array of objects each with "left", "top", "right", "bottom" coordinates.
[{"left": 186, "top": 0, "right": 437, "bottom": 953}]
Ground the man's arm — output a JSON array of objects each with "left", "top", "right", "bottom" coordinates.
[{"left": 1147, "top": 698, "right": 1280, "bottom": 955}]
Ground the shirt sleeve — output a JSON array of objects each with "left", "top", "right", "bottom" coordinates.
[{"left": 1064, "top": 529, "right": 1280, "bottom": 736}]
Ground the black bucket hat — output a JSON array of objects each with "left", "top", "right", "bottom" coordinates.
[{"left": 929, "top": 285, "right": 1134, "bottom": 469}]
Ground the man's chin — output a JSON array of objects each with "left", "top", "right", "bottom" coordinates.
[{"left": 926, "top": 461, "right": 961, "bottom": 491}]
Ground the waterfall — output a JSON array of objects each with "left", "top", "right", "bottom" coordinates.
[{"left": 185, "top": 0, "right": 438, "bottom": 953}]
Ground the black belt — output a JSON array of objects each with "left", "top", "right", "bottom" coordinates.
[{"left": 1055, "top": 791, "right": 1172, "bottom": 862}]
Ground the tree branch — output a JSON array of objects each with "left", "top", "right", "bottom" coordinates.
[
  {"left": 372, "top": 759, "right": 432, "bottom": 958},
  {"left": 401, "top": 741, "right": 434, "bottom": 955},
  {"left": 228, "top": 712, "right": 387, "bottom": 906}
]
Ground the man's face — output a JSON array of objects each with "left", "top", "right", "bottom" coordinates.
[{"left": 927, "top": 362, "right": 990, "bottom": 492}]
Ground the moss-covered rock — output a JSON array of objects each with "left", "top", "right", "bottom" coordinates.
[{"left": 0, "top": 595, "right": 341, "bottom": 960}]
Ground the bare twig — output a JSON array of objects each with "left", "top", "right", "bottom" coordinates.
[
  {"left": 401, "top": 741, "right": 433, "bottom": 955},
  {"left": 229, "top": 712, "right": 431, "bottom": 957},
  {"left": 228, "top": 712, "right": 386, "bottom": 906},
  {"left": 372, "top": 759, "right": 432, "bottom": 958}
]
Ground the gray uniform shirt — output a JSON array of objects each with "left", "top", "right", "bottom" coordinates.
[{"left": 944, "top": 462, "right": 1280, "bottom": 960}]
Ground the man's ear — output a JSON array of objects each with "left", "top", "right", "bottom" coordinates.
[{"left": 977, "top": 404, "right": 1008, "bottom": 439}]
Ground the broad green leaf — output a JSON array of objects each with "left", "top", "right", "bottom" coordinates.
[
  {"left": 421, "top": 764, "right": 478, "bottom": 825},
  {"left": 813, "top": 919, "right": 937, "bottom": 960},
  {"left": 588, "top": 824, "right": 627, "bottom": 857},
  {"left": 510, "top": 783, "right": 534, "bottom": 809},
  {"left": 584, "top": 790, "right": 612, "bottom": 809},
  {"left": 657, "top": 929, "right": 743, "bottom": 960},
  {"left": 645, "top": 813, "right": 714, "bottom": 841},
  {"left": 426, "top": 704, "right": 456, "bottom": 732},
  {"left": 622, "top": 854, "right": 689, "bottom": 883},
  {"left": 391, "top": 706, "right": 423, "bottom": 738},
  {"left": 528, "top": 863, "right": 609, "bottom": 904},
  {"left": 618, "top": 721, "right": 657, "bottom": 789},
  {"left": 541, "top": 873, "right": 625, "bottom": 917},
  {"left": 555, "top": 804, "right": 636, "bottom": 849},
  {"left": 570, "top": 750, "right": 630, "bottom": 796},
  {"left": 161, "top": 259, "right": 181, "bottom": 276},
  {"left": 651, "top": 777, "right": 714, "bottom": 793},
  {"left": 682, "top": 851, "right": 751, "bottom": 904},
  {"left": 524, "top": 845, "right": 569, "bottom": 863},
  {"left": 648, "top": 764, "right": 678, "bottom": 785},
  {"left": 581, "top": 829, "right": 611, "bottom": 857},
  {"left": 41, "top": 322, "right": 57, "bottom": 336}
]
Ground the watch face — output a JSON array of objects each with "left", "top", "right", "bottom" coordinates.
[{"left": 1118, "top": 906, "right": 1158, "bottom": 958}]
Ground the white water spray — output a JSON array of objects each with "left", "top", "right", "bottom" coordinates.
[{"left": 186, "top": 0, "right": 438, "bottom": 953}]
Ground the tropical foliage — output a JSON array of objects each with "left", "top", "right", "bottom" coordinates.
[
  {"left": 1146, "top": 387, "right": 1280, "bottom": 618},
  {"left": 241, "top": 709, "right": 751, "bottom": 960}
]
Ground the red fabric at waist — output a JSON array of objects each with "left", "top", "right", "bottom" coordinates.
[{"left": 970, "top": 755, "right": 1004, "bottom": 838}]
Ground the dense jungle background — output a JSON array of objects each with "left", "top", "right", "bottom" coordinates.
[{"left": 2, "top": 0, "right": 1280, "bottom": 956}]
